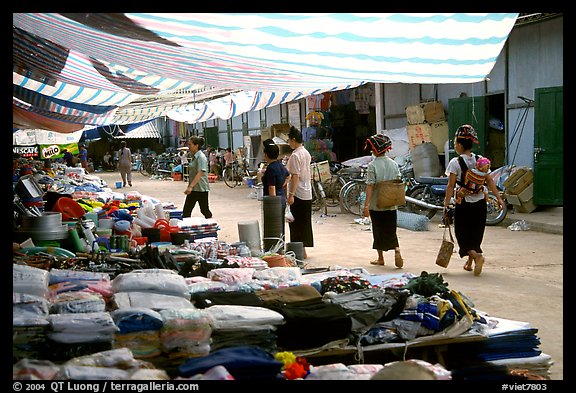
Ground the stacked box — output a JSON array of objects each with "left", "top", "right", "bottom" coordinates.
[
  {"left": 406, "top": 124, "right": 432, "bottom": 150},
  {"left": 311, "top": 160, "right": 331, "bottom": 182},
  {"left": 503, "top": 168, "right": 533, "bottom": 195},
  {"left": 405, "top": 101, "right": 445, "bottom": 125},
  {"left": 430, "top": 120, "right": 449, "bottom": 154},
  {"left": 506, "top": 184, "right": 538, "bottom": 213}
]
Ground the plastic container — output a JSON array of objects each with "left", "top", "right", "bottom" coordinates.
[
  {"left": 262, "top": 254, "right": 288, "bottom": 268},
  {"left": 411, "top": 142, "right": 442, "bottom": 181},
  {"left": 115, "top": 181, "right": 123, "bottom": 189},
  {"left": 133, "top": 236, "right": 148, "bottom": 245},
  {"left": 98, "top": 218, "right": 114, "bottom": 229},
  {"left": 52, "top": 197, "right": 85, "bottom": 221},
  {"left": 141, "top": 227, "right": 161, "bottom": 243}
]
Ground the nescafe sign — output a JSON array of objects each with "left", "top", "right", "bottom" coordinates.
[{"left": 13, "top": 145, "right": 38, "bottom": 158}]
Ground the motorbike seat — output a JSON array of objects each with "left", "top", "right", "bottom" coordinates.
[{"left": 417, "top": 176, "right": 449, "bottom": 185}]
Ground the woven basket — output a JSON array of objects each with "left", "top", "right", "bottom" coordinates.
[{"left": 375, "top": 179, "right": 406, "bottom": 208}]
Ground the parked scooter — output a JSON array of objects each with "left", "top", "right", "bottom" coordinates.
[{"left": 404, "top": 175, "right": 508, "bottom": 226}]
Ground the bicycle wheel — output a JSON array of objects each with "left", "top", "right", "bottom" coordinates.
[
  {"left": 486, "top": 192, "right": 508, "bottom": 226},
  {"left": 223, "top": 166, "right": 237, "bottom": 188},
  {"left": 323, "top": 175, "right": 346, "bottom": 207},
  {"left": 311, "top": 182, "right": 321, "bottom": 212},
  {"left": 139, "top": 159, "right": 152, "bottom": 176},
  {"left": 311, "top": 180, "right": 327, "bottom": 215},
  {"left": 342, "top": 180, "right": 366, "bottom": 216}
]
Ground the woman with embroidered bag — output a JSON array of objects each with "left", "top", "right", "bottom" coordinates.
[{"left": 444, "top": 125, "right": 505, "bottom": 276}]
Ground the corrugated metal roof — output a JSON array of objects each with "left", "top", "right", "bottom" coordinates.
[{"left": 116, "top": 121, "right": 160, "bottom": 139}]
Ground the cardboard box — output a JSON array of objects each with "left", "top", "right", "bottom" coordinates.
[
  {"left": 505, "top": 184, "right": 537, "bottom": 213},
  {"left": 261, "top": 128, "right": 272, "bottom": 141},
  {"left": 406, "top": 123, "right": 432, "bottom": 150},
  {"left": 515, "top": 198, "right": 538, "bottom": 214},
  {"left": 503, "top": 167, "right": 529, "bottom": 189},
  {"left": 405, "top": 101, "right": 445, "bottom": 125},
  {"left": 517, "top": 183, "right": 534, "bottom": 203},
  {"left": 430, "top": 120, "right": 449, "bottom": 154},
  {"left": 311, "top": 160, "right": 331, "bottom": 182},
  {"left": 505, "top": 169, "right": 533, "bottom": 195}
]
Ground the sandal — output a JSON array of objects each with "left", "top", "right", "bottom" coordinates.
[
  {"left": 463, "top": 258, "right": 473, "bottom": 271},
  {"left": 394, "top": 252, "right": 404, "bottom": 268},
  {"left": 370, "top": 259, "right": 384, "bottom": 266},
  {"left": 474, "top": 255, "right": 485, "bottom": 276}
]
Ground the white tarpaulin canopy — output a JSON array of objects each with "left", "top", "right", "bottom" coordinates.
[{"left": 13, "top": 13, "right": 519, "bottom": 131}]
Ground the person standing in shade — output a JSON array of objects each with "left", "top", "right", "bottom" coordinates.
[
  {"left": 103, "top": 151, "right": 112, "bottom": 170},
  {"left": 117, "top": 141, "right": 132, "bottom": 187},
  {"left": 362, "top": 134, "right": 404, "bottom": 268},
  {"left": 78, "top": 144, "right": 89, "bottom": 172},
  {"left": 223, "top": 147, "right": 235, "bottom": 168},
  {"left": 262, "top": 139, "right": 291, "bottom": 237},
  {"left": 286, "top": 126, "right": 313, "bottom": 259},
  {"left": 183, "top": 136, "right": 213, "bottom": 219},
  {"left": 444, "top": 125, "right": 505, "bottom": 276},
  {"left": 62, "top": 149, "right": 74, "bottom": 167}
]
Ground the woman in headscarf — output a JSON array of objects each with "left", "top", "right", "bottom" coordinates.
[
  {"left": 444, "top": 125, "right": 505, "bottom": 276},
  {"left": 362, "top": 133, "right": 404, "bottom": 268}
]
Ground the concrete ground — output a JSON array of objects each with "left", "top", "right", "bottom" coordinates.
[{"left": 96, "top": 171, "right": 564, "bottom": 380}]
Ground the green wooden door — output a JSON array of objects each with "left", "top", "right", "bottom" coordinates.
[
  {"left": 204, "top": 126, "right": 219, "bottom": 150},
  {"left": 448, "top": 96, "right": 487, "bottom": 160},
  {"left": 534, "top": 86, "right": 563, "bottom": 205}
]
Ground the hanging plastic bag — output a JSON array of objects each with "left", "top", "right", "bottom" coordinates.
[{"left": 285, "top": 206, "right": 295, "bottom": 223}]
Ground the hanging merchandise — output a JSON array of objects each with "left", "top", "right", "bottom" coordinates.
[{"left": 305, "top": 110, "right": 324, "bottom": 126}]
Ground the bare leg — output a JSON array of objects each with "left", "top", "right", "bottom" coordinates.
[
  {"left": 464, "top": 255, "right": 473, "bottom": 271},
  {"left": 370, "top": 249, "right": 385, "bottom": 265},
  {"left": 394, "top": 247, "right": 403, "bottom": 268}
]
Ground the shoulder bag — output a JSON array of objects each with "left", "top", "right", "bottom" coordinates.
[
  {"left": 375, "top": 179, "right": 406, "bottom": 208},
  {"left": 435, "top": 222, "right": 455, "bottom": 268}
]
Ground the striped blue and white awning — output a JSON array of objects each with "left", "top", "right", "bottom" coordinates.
[{"left": 13, "top": 13, "right": 519, "bottom": 130}]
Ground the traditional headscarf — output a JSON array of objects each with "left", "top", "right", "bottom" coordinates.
[
  {"left": 455, "top": 124, "right": 479, "bottom": 144},
  {"left": 365, "top": 134, "right": 392, "bottom": 156}
]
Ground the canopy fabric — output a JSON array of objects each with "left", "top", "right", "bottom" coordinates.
[
  {"left": 13, "top": 128, "right": 84, "bottom": 146},
  {"left": 13, "top": 13, "right": 519, "bottom": 131}
]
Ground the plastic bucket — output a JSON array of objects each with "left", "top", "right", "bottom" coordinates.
[
  {"left": 52, "top": 197, "right": 85, "bottom": 221},
  {"left": 115, "top": 181, "right": 123, "bottom": 189}
]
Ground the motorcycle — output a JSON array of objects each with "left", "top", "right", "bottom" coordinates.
[{"left": 404, "top": 175, "right": 508, "bottom": 226}]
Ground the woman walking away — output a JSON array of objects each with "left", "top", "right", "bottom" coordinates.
[
  {"left": 183, "top": 136, "right": 213, "bottom": 219},
  {"left": 444, "top": 125, "right": 505, "bottom": 276},
  {"left": 362, "top": 134, "right": 404, "bottom": 268},
  {"left": 286, "top": 126, "right": 313, "bottom": 259},
  {"left": 117, "top": 141, "right": 132, "bottom": 187}
]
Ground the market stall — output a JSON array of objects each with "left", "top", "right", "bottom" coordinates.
[{"left": 12, "top": 164, "right": 552, "bottom": 381}]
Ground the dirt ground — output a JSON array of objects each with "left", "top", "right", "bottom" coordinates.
[{"left": 96, "top": 171, "right": 564, "bottom": 380}]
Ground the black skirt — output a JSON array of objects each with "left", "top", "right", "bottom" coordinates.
[
  {"left": 288, "top": 197, "right": 314, "bottom": 247},
  {"left": 369, "top": 209, "right": 399, "bottom": 251},
  {"left": 454, "top": 198, "right": 486, "bottom": 258}
]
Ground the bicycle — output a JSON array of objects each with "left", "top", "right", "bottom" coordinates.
[
  {"left": 310, "top": 161, "right": 328, "bottom": 215},
  {"left": 339, "top": 177, "right": 367, "bottom": 216},
  {"left": 322, "top": 163, "right": 365, "bottom": 208},
  {"left": 139, "top": 154, "right": 156, "bottom": 177},
  {"left": 223, "top": 156, "right": 251, "bottom": 188}
]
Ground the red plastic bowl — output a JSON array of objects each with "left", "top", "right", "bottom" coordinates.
[{"left": 52, "top": 197, "right": 85, "bottom": 221}]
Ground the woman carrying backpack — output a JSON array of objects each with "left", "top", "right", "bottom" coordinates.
[{"left": 444, "top": 125, "right": 505, "bottom": 276}]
